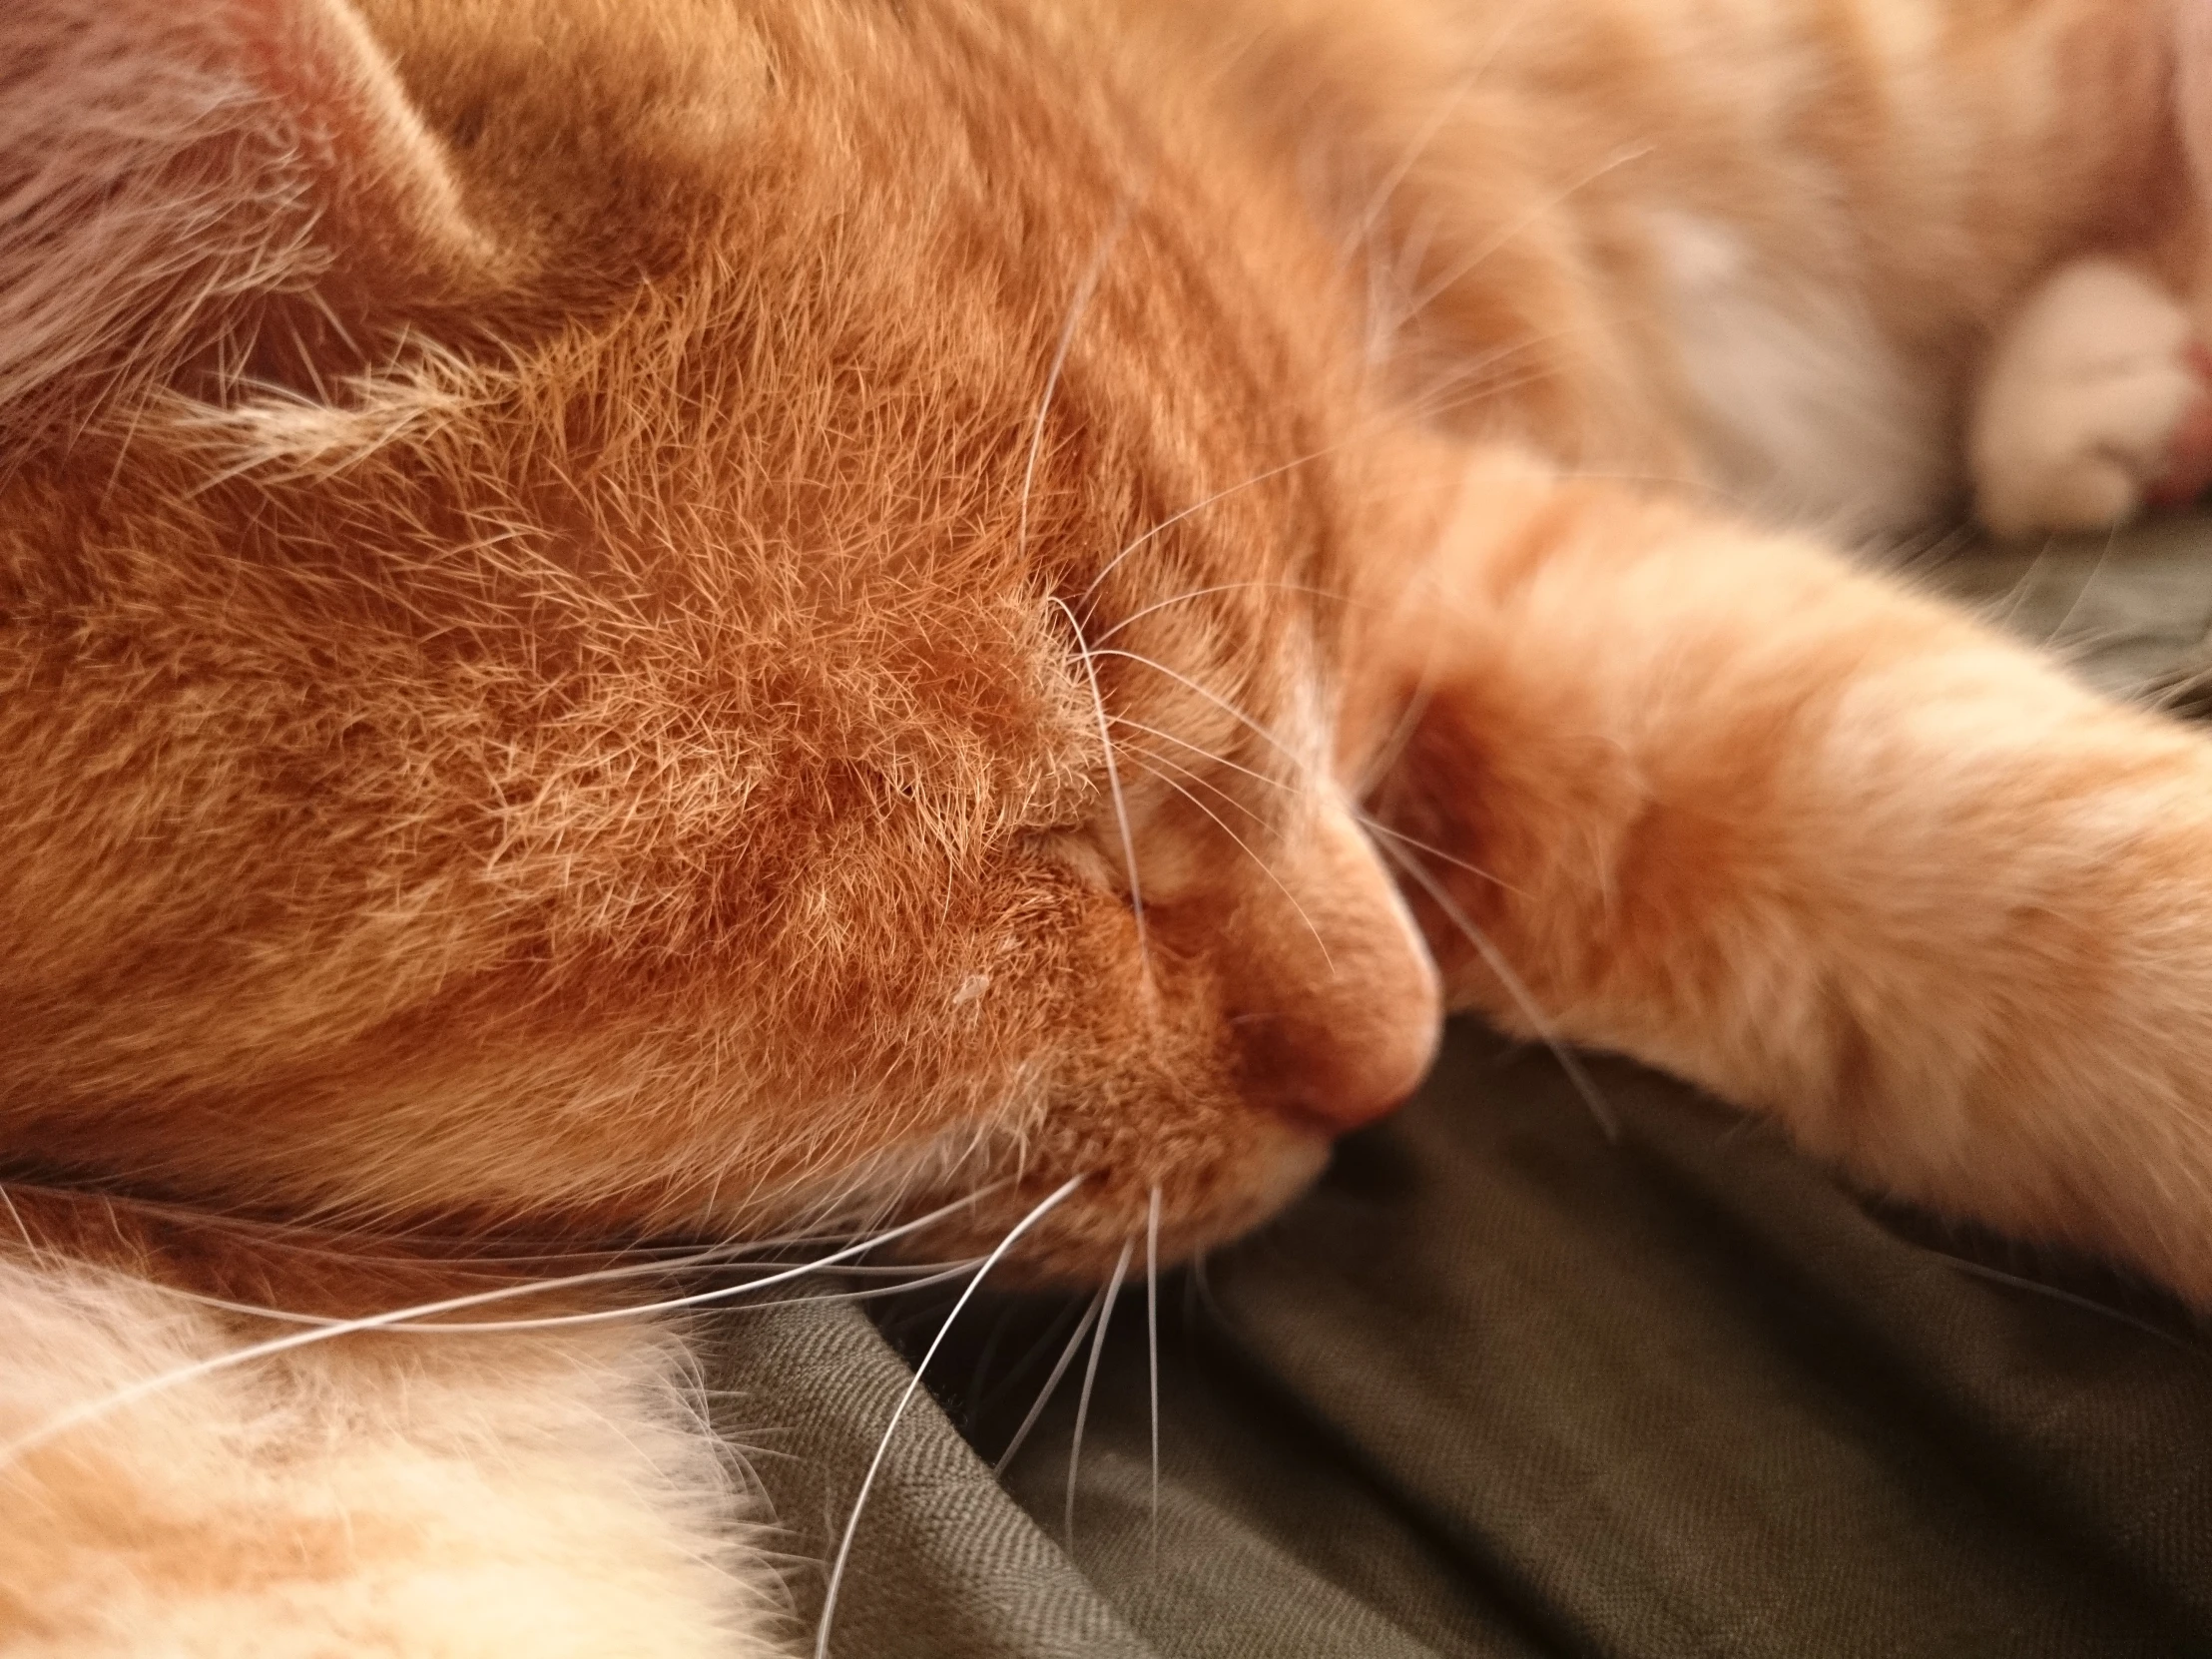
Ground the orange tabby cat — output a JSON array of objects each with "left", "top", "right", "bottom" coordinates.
[{"left": 8, "top": 0, "right": 2212, "bottom": 1649}]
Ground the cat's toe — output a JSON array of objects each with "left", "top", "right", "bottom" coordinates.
[
  {"left": 2144, "top": 344, "right": 2212, "bottom": 510},
  {"left": 1969, "top": 259, "right": 2211, "bottom": 540}
]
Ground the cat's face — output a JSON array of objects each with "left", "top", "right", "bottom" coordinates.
[{"left": 0, "top": 0, "right": 1447, "bottom": 1275}]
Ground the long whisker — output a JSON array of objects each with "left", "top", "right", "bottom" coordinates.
[
  {"left": 0, "top": 1185, "right": 1005, "bottom": 1471},
  {"left": 1122, "top": 745, "right": 1265, "bottom": 826},
  {"left": 2042, "top": 517, "right": 2121, "bottom": 651},
  {"left": 1402, "top": 144, "right": 1655, "bottom": 317},
  {"left": 1378, "top": 836, "right": 1619, "bottom": 1137},
  {"left": 1138, "top": 767, "right": 1334, "bottom": 971},
  {"left": 964, "top": 1298, "right": 1024, "bottom": 1419},
  {"left": 1083, "top": 434, "right": 1384, "bottom": 607},
  {"left": 1341, "top": 45, "right": 1498, "bottom": 265},
  {"left": 1145, "top": 1186, "right": 1162, "bottom": 1568},
  {"left": 1109, "top": 718, "right": 1295, "bottom": 796},
  {"left": 1349, "top": 555, "right": 1456, "bottom": 804},
  {"left": 0, "top": 1180, "right": 822, "bottom": 1268},
  {"left": 1388, "top": 329, "right": 1566, "bottom": 420},
  {"left": 0, "top": 1185, "right": 41, "bottom": 1262},
  {"left": 147, "top": 1257, "right": 996, "bottom": 1335},
  {"left": 1342, "top": 0, "right": 1533, "bottom": 265},
  {"left": 1066, "top": 1238, "right": 1135, "bottom": 1550},
  {"left": 991, "top": 1287, "right": 1106, "bottom": 1477},
  {"left": 1357, "top": 814, "right": 1525, "bottom": 898},
  {"left": 975, "top": 1293, "right": 1086, "bottom": 1421},
  {"left": 1090, "top": 580, "right": 1347, "bottom": 648},
  {"left": 1052, "top": 597, "right": 1149, "bottom": 971},
  {"left": 1080, "top": 360, "right": 1532, "bottom": 617},
  {"left": 1918, "top": 1247, "right": 2205, "bottom": 1354},
  {"left": 1018, "top": 209, "right": 1136, "bottom": 560},
  {"left": 1360, "top": 684, "right": 1444, "bottom": 808},
  {"left": 816, "top": 1175, "right": 1086, "bottom": 1659},
  {"left": 1090, "top": 648, "right": 1304, "bottom": 769}
]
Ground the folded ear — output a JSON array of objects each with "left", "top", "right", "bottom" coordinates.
[{"left": 0, "top": 0, "right": 502, "bottom": 437}]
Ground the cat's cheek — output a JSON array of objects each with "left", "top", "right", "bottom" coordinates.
[{"left": 1150, "top": 1126, "right": 1335, "bottom": 1261}]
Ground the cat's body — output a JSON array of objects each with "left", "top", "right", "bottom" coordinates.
[{"left": 8, "top": 0, "right": 2212, "bottom": 1650}]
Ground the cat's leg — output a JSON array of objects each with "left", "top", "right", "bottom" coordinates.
[
  {"left": 1967, "top": 258, "right": 2212, "bottom": 538},
  {"left": 1379, "top": 453, "right": 2212, "bottom": 1302},
  {"left": 0, "top": 1251, "right": 776, "bottom": 1657}
]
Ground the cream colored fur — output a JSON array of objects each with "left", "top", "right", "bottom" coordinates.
[
  {"left": 0, "top": 1256, "right": 771, "bottom": 1655},
  {"left": 15, "top": 0, "right": 2212, "bottom": 1653},
  {"left": 1972, "top": 258, "right": 2208, "bottom": 536}
]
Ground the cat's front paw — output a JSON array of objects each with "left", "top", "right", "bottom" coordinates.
[{"left": 1969, "top": 259, "right": 2212, "bottom": 539}]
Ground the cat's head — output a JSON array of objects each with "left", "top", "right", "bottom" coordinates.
[{"left": 0, "top": 0, "right": 1452, "bottom": 1274}]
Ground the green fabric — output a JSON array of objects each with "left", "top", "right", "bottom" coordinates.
[
  {"left": 705, "top": 522, "right": 2212, "bottom": 1658},
  {"left": 706, "top": 1297, "right": 1157, "bottom": 1657},
  {"left": 1902, "top": 516, "right": 2212, "bottom": 704}
]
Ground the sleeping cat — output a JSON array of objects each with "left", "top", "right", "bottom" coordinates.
[{"left": 8, "top": 0, "right": 2212, "bottom": 1649}]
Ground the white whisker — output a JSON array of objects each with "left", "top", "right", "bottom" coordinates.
[
  {"left": 1358, "top": 814, "right": 1524, "bottom": 898},
  {"left": 1052, "top": 596, "right": 1149, "bottom": 971},
  {"left": 1341, "top": 0, "right": 1533, "bottom": 295},
  {"left": 1083, "top": 435, "right": 1379, "bottom": 606},
  {"left": 2042, "top": 517, "right": 2121, "bottom": 650},
  {"left": 1123, "top": 745, "right": 1266, "bottom": 825},
  {"left": 0, "top": 1183, "right": 779, "bottom": 1268},
  {"left": 0, "top": 1184, "right": 41, "bottom": 1262},
  {"left": 1342, "top": 47, "right": 1494, "bottom": 264},
  {"left": 992, "top": 1288, "right": 1107, "bottom": 1478},
  {"left": 1402, "top": 144, "right": 1654, "bottom": 317},
  {"left": 1356, "top": 673, "right": 1441, "bottom": 804},
  {"left": 1378, "top": 836, "right": 1619, "bottom": 1137},
  {"left": 1091, "top": 580, "right": 1346, "bottom": 648},
  {"left": 1065, "top": 1238, "right": 1134, "bottom": 1550},
  {"left": 1079, "top": 382, "right": 1520, "bottom": 615},
  {"left": 1109, "top": 717, "right": 1295, "bottom": 796},
  {"left": 1141, "top": 768, "right": 1334, "bottom": 971},
  {"left": 1145, "top": 1185, "right": 1162, "bottom": 1567},
  {"left": 816, "top": 1175, "right": 1086, "bottom": 1659},
  {"left": 1019, "top": 209, "right": 1136, "bottom": 560},
  {"left": 148, "top": 1257, "right": 995, "bottom": 1335},
  {"left": 1090, "top": 648, "right": 1304, "bottom": 769},
  {"left": 0, "top": 1186, "right": 1005, "bottom": 1471}
]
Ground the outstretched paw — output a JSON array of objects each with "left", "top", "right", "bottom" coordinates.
[{"left": 1969, "top": 259, "right": 2212, "bottom": 539}]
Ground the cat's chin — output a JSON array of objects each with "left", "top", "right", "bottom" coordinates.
[{"left": 906, "top": 1124, "right": 1338, "bottom": 1290}]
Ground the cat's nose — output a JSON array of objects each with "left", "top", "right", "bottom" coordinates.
[
  {"left": 1230, "top": 806, "right": 1442, "bottom": 1131},
  {"left": 1236, "top": 986, "right": 1439, "bottom": 1130}
]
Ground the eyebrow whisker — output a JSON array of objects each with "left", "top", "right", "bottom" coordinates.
[
  {"left": 1109, "top": 717, "right": 1296, "bottom": 796},
  {"left": 1377, "top": 835, "right": 1618, "bottom": 1137},
  {"left": 1090, "top": 648, "right": 1306, "bottom": 772},
  {"left": 1137, "top": 766, "right": 1335, "bottom": 973}
]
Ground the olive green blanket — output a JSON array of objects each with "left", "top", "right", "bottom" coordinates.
[{"left": 707, "top": 523, "right": 2212, "bottom": 1659}]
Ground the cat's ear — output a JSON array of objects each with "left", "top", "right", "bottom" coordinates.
[{"left": 0, "top": 0, "right": 503, "bottom": 436}]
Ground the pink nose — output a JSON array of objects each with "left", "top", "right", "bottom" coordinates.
[
  {"left": 1226, "top": 807, "right": 1444, "bottom": 1132},
  {"left": 1235, "top": 991, "right": 1441, "bottom": 1131}
]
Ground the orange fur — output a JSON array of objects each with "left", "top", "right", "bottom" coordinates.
[{"left": 10, "top": 0, "right": 2212, "bottom": 1648}]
